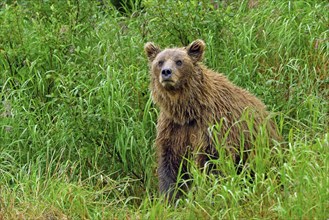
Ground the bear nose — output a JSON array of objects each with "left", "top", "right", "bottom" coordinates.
[{"left": 161, "top": 68, "right": 172, "bottom": 80}]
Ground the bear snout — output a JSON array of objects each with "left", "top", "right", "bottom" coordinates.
[{"left": 161, "top": 68, "right": 172, "bottom": 80}]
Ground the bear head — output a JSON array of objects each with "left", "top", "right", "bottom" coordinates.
[{"left": 145, "top": 39, "right": 205, "bottom": 91}]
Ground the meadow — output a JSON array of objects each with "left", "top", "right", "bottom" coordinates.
[{"left": 0, "top": 0, "right": 328, "bottom": 219}]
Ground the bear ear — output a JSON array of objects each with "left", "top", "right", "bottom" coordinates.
[
  {"left": 186, "top": 39, "right": 205, "bottom": 62},
  {"left": 144, "top": 42, "right": 161, "bottom": 62}
]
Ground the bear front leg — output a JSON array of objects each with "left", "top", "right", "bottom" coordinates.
[
  {"left": 157, "top": 155, "right": 179, "bottom": 201},
  {"left": 158, "top": 152, "right": 181, "bottom": 201},
  {"left": 158, "top": 150, "right": 192, "bottom": 201}
]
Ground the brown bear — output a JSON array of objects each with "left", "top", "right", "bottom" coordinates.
[{"left": 144, "top": 39, "right": 280, "bottom": 200}]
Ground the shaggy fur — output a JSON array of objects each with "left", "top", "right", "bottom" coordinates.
[{"left": 145, "top": 39, "right": 280, "bottom": 200}]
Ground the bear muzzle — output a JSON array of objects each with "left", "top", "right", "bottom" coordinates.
[
  {"left": 159, "top": 68, "right": 177, "bottom": 89},
  {"left": 161, "top": 68, "right": 172, "bottom": 80}
]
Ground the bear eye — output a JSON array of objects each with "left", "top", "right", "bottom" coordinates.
[
  {"left": 158, "top": 60, "right": 164, "bottom": 67},
  {"left": 176, "top": 60, "right": 183, "bottom": 66}
]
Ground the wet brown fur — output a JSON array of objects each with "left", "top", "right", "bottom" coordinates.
[{"left": 144, "top": 40, "right": 280, "bottom": 200}]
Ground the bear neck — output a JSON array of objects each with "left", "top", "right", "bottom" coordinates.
[{"left": 152, "top": 66, "right": 211, "bottom": 125}]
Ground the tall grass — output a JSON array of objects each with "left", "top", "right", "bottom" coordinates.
[{"left": 0, "top": 0, "right": 328, "bottom": 219}]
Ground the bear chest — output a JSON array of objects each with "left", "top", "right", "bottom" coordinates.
[{"left": 158, "top": 119, "right": 208, "bottom": 155}]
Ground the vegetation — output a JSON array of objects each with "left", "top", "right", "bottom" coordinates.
[{"left": 0, "top": 0, "right": 328, "bottom": 219}]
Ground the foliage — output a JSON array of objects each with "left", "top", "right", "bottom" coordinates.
[{"left": 0, "top": 0, "right": 328, "bottom": 219}]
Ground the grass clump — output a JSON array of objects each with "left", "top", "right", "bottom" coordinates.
[{"left": 0, "top": 0, "right": 328, "bottom": 219}]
